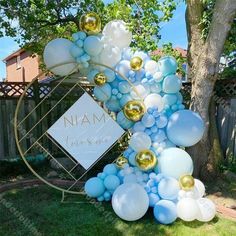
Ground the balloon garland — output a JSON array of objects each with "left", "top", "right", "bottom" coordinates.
[{"left": 43, "top": 12, "right": 216, "bottom": 224}]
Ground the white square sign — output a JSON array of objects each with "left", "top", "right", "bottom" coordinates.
[{"left": 47, "top": 93, "right": 125, "bottom": 170}]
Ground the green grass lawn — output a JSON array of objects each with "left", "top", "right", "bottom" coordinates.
[{"left": 0, "top": 186, "right": 235, "bottom": 236}]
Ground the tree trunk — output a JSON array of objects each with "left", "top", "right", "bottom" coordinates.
[{"left": 186, "top": 0, "right": 236, "bottom": 180}]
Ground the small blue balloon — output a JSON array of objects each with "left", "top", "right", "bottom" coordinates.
[
  {"left": 83, "top": 36, "right": 103, "bottom": 56},
  {"left": 103, "top": 164, "right": 118, "bottom": 175},
  {"left": 119, "top": 94, "right": 133, "bottom": 107},
  {"left": 157, "top": 56, "right": 177, "bottom": 76},
  {"left": 87, "top": 69, "right": 99, "bottom": 83},
  {"left": 85, "top": 177, "right": 105, "bottom": 198},
  {"left": 166, "top": 109, "right": 205, "bottom": 147},
  {"left": 156, "top": 115, "right": 168, "bottom": 128},
  {"left": 104, "top": 175, "right": 120, "bottom": 191},
  {"left": 141, "top": 114, "right": 155, "bottom": 128},
  {"left": 148, "top": 193, "right": 160, "bottom": 207},
  {"left": 105, "top": 98, "right": 121, "bottom": 112},
  {"left": 162, "top": 75, "right": 182, "bottom": 94},
  {"left": 104, "top": 69, "right": 115, "bottom": 82},
  {"left": 151, "top": 129, "right": 166, "bottom": 142},
  {"left": 163, "top": 94, "right": 177, "bottom": 106},
  {"left": 154, "top": 200, "right": 177, "bottom": 224},
  {"left": 118, "top": 81, "right": 131, "bottom": 94},
  {"left": 70, "top": 44, "right": 84, "bottom": 58},
  {"left": 117, "top": 111, "right": 134, "bottom": 129},
  {"left": 128, "top": 152, "right": 136, "bottom": 166},
  {"left": 133, "top": 122, "right": 146, "bottom": 132},
  {"left": 158, "top": 177, "right": 180, "bottom": 200},
  {"left": 94, "top": 83, "right": 111, "bottom": 102}
]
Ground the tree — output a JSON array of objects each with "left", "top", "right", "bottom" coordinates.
[
  {"left": 186, "top": 0, "right": 236, "bottom": 179},
  {"left": 0, "top": 0, "right": 176, "bottom": 55}
]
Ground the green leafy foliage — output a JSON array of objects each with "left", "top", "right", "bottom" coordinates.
[{"left": 0, "top": 0, "right": 176, "bottom": 55}]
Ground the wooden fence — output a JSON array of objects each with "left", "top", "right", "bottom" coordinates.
[{"left": 0, "top": 78, "right": 235, "bottom": 160}]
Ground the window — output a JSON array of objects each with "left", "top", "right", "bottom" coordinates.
[{"left": 16, "top": 55, "right": 21, "bottom": 69}]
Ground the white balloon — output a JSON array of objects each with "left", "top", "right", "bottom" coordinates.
[
  {"left": 102, "top": 20, "right": 132, "bottom": 49},
  {"left": 197, "top": 198, "right": 216, "bottom": 222},
  {"left": 99, "top": 44, "right": 122, "bottom": 68},
  {"left": 144, "top": 60, "right": 158, "bottom": 75},
  {"left": 129, "top": 132, "right": 152, "bottom": 152},
  {"left": 112, "top": 183, "right": 149, "bottom": 221},
  {"left": 131, "top": 84, "right": 150, "bottom": 100},
  {"left": 144, "top": 93, "right": 164, "bottom": 111},
  {"left": 177, "top": 198, "right": 199, "bottom": 221},
  {"left": 194, "top": 179, "right": 206, "bottom": 198},
  {"left": 43, "top": 38, "right": 77, "bottom": 76}
]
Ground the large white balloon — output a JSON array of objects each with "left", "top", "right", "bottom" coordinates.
[
  {"left": 43, "top": 38, "right": 77, "bottom": 76},
  {"left": 131, "top": 84, "right": 150, "bottom": 100},
  {"left": 129, "top": 132, "right": 152, "bottom": 152},
  {"left": 197, "top": 198, "right": 216, "bottom": 222},
  {"left": 144, "top": 94, "right": 164, "bottom": 112},
  {"left": 193, "top": 179, "right": 206, "bottom": 198},
  {"left": 102, "top": 20, "right": 132, "bottom": 49},
  {"left": 112, "top": 183, "right": 149, "bottom": 221},
  {"left": 99, "top": 44, "right": 122, "bottom": 68},
  {"left": 177, "top": 198, "right": 199, "bottom": 221},
  {"left": 144, "top": 60, "right": 158, "bottom": 75}
]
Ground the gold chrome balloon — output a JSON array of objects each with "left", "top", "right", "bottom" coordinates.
[
  {"left": 123, "top": 100, "right": 145, "bottom": 122},
  {"left": 94, "top": 73, "right": 107, "bottom": 86},
  {"left": 79, "top": 12, "right": 101, "bottom": 35},
  {"left": 135, "top": 150, "right": 157, "bottom": 171},
  {"left": 179, "top": 174, "right": 195, "bottom": 191},
  {"left": 115, "top": 156, "right": 128, "bottom": 169},
  {"left": 130, "top": 56, "right": 143, "bottom": 71}
]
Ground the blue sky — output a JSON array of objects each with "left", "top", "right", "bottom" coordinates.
[{"left": 0, "top": 1, "right": 187, "bottom": 80}]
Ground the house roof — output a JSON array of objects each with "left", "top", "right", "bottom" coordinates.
[
  {"left": 152, "top": 47, "right": 187, "bottom": 58},
  {"left": 2, "top": 48, "right": 25, "bottom": 62}
]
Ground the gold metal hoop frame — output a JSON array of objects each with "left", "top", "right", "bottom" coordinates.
[{"left": 14, "top": 61, "right": 142, "bottom": 195}]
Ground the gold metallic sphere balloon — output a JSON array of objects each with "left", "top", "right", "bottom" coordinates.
[
  {"left": 115, "top": 156, "right": 128, "bottom": 169},
  {"left": 123, "top": 100, "right": 145, "bottom": 122},
  {"left": 79, "top": 12, "right": 101, "bottom": 35},
  {"left": 179, "top": 174, "right": 195, "bottom": 191},
  {"left": 135, "top": 150, "right": 157, "bottom": 171},
  {"left": 94, "top": 73, "right": 107, "bottom": 86},
  {"left": 130, "top": 56, "right": 143, "bottom": 71}
]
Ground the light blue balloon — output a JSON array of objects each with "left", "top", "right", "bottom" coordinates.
[
  {"left": 148, "top": 193, "right": 160, "bottom": 207},
  {"left": 104, "top": 69, "right": 115, "bottom": 82},
  {"left": 162, "top": 75, "right": 182, "bottom": 94},
  {"left": 85, "top": 177, "right": 105, "bottom": 198},
  {"left": 122, "top": 48, "right": 133, "bottom": 60},
  {"left": 104, "top": 175, "right": 121, "bottom": 191},
  {"left": 83, "top": 36, "right": 103, "bottom": 56},
  {"left": 158, "top": 147, "right": 193, "bottom": 179},
  {"left": 150, "top": 82, "right": 162, "bottom": 93},
  {"left": 163, "top": 94, "right": 177, "bottom": 106},
  {"left": 110, "top": 79, "right": 119, "bottom": 89},
  {"left": 154, "top": 200, "right": 177, "bottom": 224},
  {"left": 119, "top": 94, "right": 133, "bottom": 107},
  {"left": 141, "top": 114, "right": 155, "bottom": 128},
  {"left": 128, "top": 152, "right": 136, "bottom": 166},
  {"left": 116, "top": 60, "right": 130, "bottom": 78},
  {"left": 87, "top": 69, "right": 99, "bottom": 83},
  {"left": 93, "top": 83, "right": 111, "bottom": 102},
  {"left": 118, "top": 81, "right": 131, "bottom": 94},
  {"left": 117, "top": 111, "right": 134, "bottom": 129},
  {"left": 105, "top": 98, "right": 121, "bottom": 112},
  {"left": 103, "top": 191, "right": 111, "bottom": 200},
  {"left": 135, "top": 69, "right": 145, "bottom": 81},
  {"left": 133, "top": 122, "right": 146, "bottom": 132},
  {"left": 70, "top": 44, "right": 84, "bottom": 58},
  {"left": 166, "top": 109, "right": 205, "bottom": 147},
  {"left": 158, "top": 177, "right": 180, "bottom": 200},
  {"left": 103, "top": 164, "right": 118, "bottom": 175},
  {"left": 156, "top": 115, "right": 168, "bottom": 128},
  {"left": 157, "top": 56, "right": 177, "bottom": 76},
  {"left": 151, "top": 129, "right": 166, "bottom": 142}
]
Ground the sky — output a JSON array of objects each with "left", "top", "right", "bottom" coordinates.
[{"left": 0, "top": 1, "right": 187, "bottom": 80}]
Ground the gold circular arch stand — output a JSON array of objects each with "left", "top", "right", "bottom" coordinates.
[{"left": 14, "top": 61, "right": 143, "bottom": 195}]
